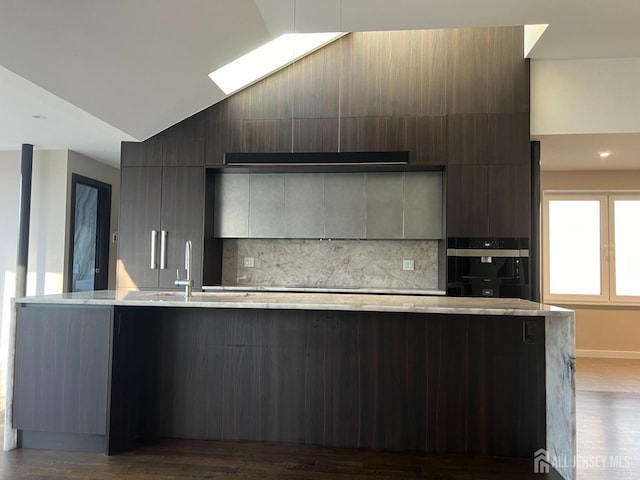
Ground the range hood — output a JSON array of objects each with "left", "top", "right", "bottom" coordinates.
[{"left": 223, "top": 151, "right": 409, "bottom": 166}]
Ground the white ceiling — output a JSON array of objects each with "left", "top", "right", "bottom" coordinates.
[{"left": 1, "top": 0, "right": 640, "bottom": 168}]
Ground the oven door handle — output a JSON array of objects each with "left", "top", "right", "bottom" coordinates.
[{"left": 446, "top": 248, "right": 528, "bottom": 258}]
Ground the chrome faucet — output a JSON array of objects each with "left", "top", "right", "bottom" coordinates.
[{"left": 175, "top": 240, "right": 194, "bottom": 298}]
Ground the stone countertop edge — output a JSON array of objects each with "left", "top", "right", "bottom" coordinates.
[{"left": 13, "top": 290, "right": 573, "bottom": 318}]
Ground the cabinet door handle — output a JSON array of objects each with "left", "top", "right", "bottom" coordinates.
[
  {"left": 160, "top": 230, "right": 168, "bottom": 270},
  {"left": 151, "top": 230, "right": 158, "bottom": 269}
]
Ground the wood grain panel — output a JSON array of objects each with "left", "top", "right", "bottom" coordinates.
[
  {"left": 488, "top": 163, "right": 530, "bottom": 238},
  {"left": 116, "top": 166, "right": 162, "bottom": 289},
  {"left": 153, "top": 110, "right": 208, "bottom": 143},
  {"left": 415, "top": 115, "right": 447, "bottom": 164},
  {"left": 291, "top": 40, "right": 341, "bottom": 118},
  {"left": 488, "top": 112, "right": 530, "bottom": 165},
  {"left": 147, "top": 308, "right": 208, "bottom": 439},
  {"left": 162, "top": 140, "right": 204, "bottom": 167},
  {"left": 340, "top": 31, "right": 423, "bottom": 117},
  {"left": 447, "top": 114, "right": 490, "bottom": 165},
  {"left": 205, "top": 116, "right": 242, "bottom": 165},
  {"left": 120, "top": 142, "right": 144, "bottom": 168},
  {"left": 339, "top": 116, "right": 416, "bottom": 153},
  {"left": 446, "top": 164, "right": 488, "bottom": 237},
  {"left": 419, "top": 29, "right": 449, "bottom": 115},
  {"left": 13, "top": 305, "right": 112, "bottom": 435},
  {"left": 448, "top": 28, "right": 491, "bottom": 114},
  {"left": 157, "top": 166, "right": 204, "bottom": 289},
  {"left": 225, "top": 68, "right": 292, "bottom": 120},
  {"left": 121, "top": 307, "right": 545, "bottom": 458},
  {"left": 240, "top": 119, "right": 292, "bottom": 153},
  {"left": 486, "top": 26, "right": 529, "bottom": 113},
  {"left": 292, "top": 118, "right": 339, "bottom": 152}
]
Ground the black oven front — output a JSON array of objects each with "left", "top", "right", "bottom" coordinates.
[{"left": 446, "top": 237, "right": 529, "bottom": 299}]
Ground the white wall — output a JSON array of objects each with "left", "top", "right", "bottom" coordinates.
[
  {"left": 0, "top": 152, "right": 20, "bottom": 390},
  {"left": 531, "top": 57, "right": 640, "bottom": 135},
  {"left": 26, "top": 150, "right": 69, "bottom": 295}
]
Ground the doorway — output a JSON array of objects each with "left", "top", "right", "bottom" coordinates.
[{"left": 67, "top": 174, "right": 112, "bottom": 292}]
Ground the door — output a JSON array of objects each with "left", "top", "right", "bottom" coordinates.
[
  {"left": 158, "top": 167, "right": 204, "bottom": 289},
  {"left": 117, "top": 167, "right": 162, "bottom": 289},
  {"left": 68, "top": 174, "right": 112, "bottom": 292}
]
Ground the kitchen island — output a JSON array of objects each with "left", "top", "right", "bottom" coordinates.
[{"left": 5, "top": 291, "right": 575, "bottom": 480}]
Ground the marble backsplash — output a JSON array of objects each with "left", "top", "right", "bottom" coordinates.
[{"left": 221, "top": 239, "right": 440, "bottom": 290}]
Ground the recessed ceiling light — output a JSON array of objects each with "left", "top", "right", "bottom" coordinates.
[
  {"left": 209, "top": 32, "right": 344, "bottom": 95},
  {"left": 31, "top": 114, "right": 47, "bottom": 120},
  {"left": 598, "top": 151, "right": 611, "bottom": 158}
]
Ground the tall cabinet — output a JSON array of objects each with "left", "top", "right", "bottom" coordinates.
[
  {"left": 117, "top": 141, "right": 204, "bottom": 290},
  {"left": 446, "top": 113, "right": 530, "bottom": 238}
]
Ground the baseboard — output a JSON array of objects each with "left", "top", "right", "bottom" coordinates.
[{"left": 576, "top": 349, "right": 640, "bottom": 359}]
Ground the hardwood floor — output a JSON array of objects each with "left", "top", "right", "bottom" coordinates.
[
  {"left": 575, "top": 358, "right": 640, "bottom": 480},
  {"left": 0, "top": 358, "right": 637, "bottom": 479},
  {"left": 0, "top": 439, "right": 563, "bottom": 480}
]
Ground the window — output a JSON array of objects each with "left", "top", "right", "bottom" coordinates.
[{"left": 543, "top": 192, "right": 640, "bottom": 304}]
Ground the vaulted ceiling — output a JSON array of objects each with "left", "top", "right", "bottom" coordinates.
[{"left": 1, "top": 0, "right": 639, "bottom": 168}]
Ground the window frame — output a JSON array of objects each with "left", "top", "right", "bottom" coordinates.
[{"left": 542, "top": 191, "right": 640, "bottom": 306}]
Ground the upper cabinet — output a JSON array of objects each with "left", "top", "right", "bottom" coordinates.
[
  {"left": 121, "top": 141, "right": 204, "bottom": 167},
  {"left": 213, "top": 171, "right": 444, "bottom": 240},
  {"left": 365, "top": 173, "right": 403, "bottom": 239},
  {"left": 324, "top": 173, "right": 367, "bottom": 238},
  {"left": 446, "top": 112, "right": 531, "bottom": 237},
  {"left": 284, "top": 174, "right": 325, "bottom": 238}
]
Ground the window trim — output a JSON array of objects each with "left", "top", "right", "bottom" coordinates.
[{"left": 542, "top": 191, "right": 640, "bottom": 306}]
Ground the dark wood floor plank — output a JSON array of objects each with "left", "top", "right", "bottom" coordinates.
[{"left": 0, "top": 439, "right": 565, "bottom": 479}]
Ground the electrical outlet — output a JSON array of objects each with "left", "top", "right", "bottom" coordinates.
[
  {"left": 402, "top": 259, "right": 415, "bottom": 271},
  {"left": 243, "top": 257, "right": 255, "bottom": 268}
]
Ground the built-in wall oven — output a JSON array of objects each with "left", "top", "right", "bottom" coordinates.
[{"left": 446, "top": 237, "right": 529, "bottom": 299}]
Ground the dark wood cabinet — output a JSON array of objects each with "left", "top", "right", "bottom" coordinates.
[
  {"left": 121, "top": 141, "right": 162, "bottom": 167},
  {"left": 13, "top": 305, "right": 112, "bottom": 437},
  {"left": 114, "top": 307, "right": 545, "bottom": 458},
  {"left": 292, "top": 118, "right": 339, "bottom": 152},
  {"left": 447, "top": 163, "right": 530, "bottom": 237},
  {"left": 487, "top": 163, "right": 530, "bottom": 237},
  {"left": 447, "top": 164, "right": 488, "bottom": 237},
  {"left": 157, "top": 167, "right": 204, "bottom": 289},
  {"left": 118, "top": 142, "right": 204, "bottom": 289},
  {"left": 12, "top": 302, "right": 550, "bottom": 459},
  {"left": 117, "top": 166, "right": 162, "bottom": 289},
  {"left": 447, "top": 112, "right": 530, "bottom": 237}
]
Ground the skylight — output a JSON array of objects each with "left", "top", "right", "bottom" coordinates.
[
  {"left": 524, "top": 24, "right": 549, "bottom": 57},
  {"left": 209, "top": 32, "right": 344, "bottom": 95}
]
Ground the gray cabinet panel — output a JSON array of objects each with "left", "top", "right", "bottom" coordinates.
[
  {"left": 366, "top": 173, "right": 404, "bottom": 238},
  {"left": 325, "top": 173, "right": 366, "bottom": 238},
  {"left": 404, "top": 171, "right": 443, "bottom": 239},
  {"left": 284, "top": 174, "right": 325, "bottom": 238},
  {"left": 214, "top": 174, "right": 249, "bottom": 237},
  {"left": 214, "top": 171, "right": 443, "bottom": 240},
  {"left": 249, "top": 174, "right": 285, "bottom": 237}
]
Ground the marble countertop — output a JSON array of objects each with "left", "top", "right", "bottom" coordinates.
[{"left": 14, "top": 290, "right": 573, "bottom": 318}]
